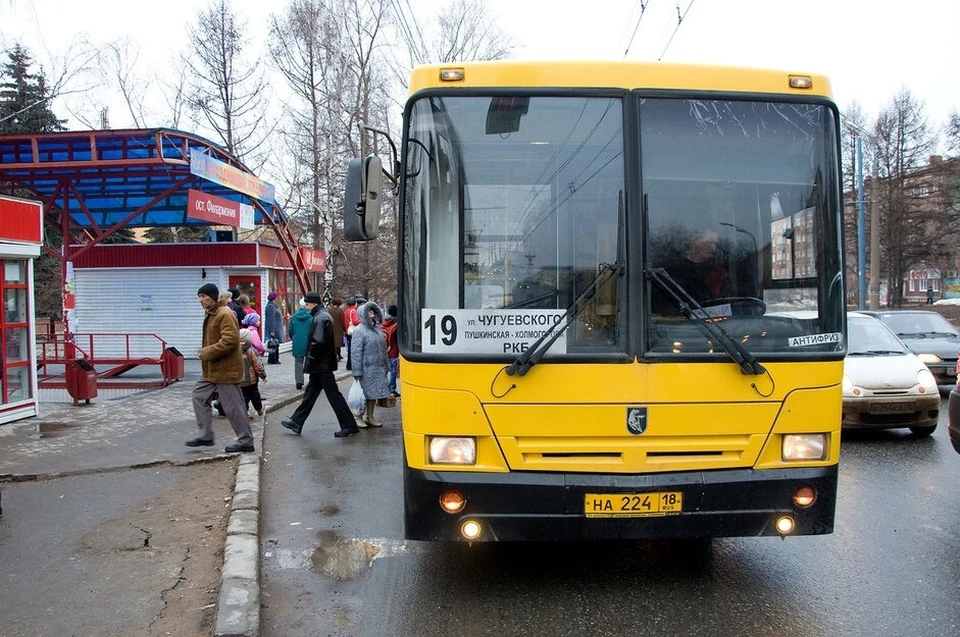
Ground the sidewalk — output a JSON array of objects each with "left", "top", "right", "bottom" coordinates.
[{"left": 0, "top": 354, "right": 349, "bottom": 637}]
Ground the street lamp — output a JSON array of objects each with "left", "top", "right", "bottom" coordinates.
[{"left": 719, "top": 221, "right": 760, "bottom": 295}]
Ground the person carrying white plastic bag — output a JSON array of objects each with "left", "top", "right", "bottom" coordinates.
[{"left": 347, "top": 379, "right": 365, "bottom": 415}]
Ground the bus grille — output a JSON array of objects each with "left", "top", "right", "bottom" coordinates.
[{"left": 502, "top": 434, "right": 762, "bottom": 473}]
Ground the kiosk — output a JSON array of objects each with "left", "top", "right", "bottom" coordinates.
[{"left": 0, "top": 195, "right": 42, "bottom": 424}]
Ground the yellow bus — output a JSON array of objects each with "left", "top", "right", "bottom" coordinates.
[{"left": 345, "top": 61, "right": 845, "bottom": 542}]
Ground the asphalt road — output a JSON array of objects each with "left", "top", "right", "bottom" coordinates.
[{"left": 264, "top": 398, "right": 960, "bottom": 637}]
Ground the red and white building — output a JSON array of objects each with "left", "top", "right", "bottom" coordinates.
[
  {"left": 69, "top": 241, "right": 325, "bottom": 357},
  {"left": 0, "top": 195, "right": 42, "bottom": 423}
]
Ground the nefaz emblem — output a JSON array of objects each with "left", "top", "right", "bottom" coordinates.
[{"left": 626, "top": 407, "right": 648, "bottom": 435}]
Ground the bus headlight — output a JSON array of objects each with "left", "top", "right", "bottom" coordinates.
[
  {"left": 429, "top": 437, "right": 477, "bottom": 465},
  {"left": 782, "top": 434, "right": 826, "bottom": 461}
]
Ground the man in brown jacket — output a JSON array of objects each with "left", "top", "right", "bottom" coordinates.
[{"left": 186, "top": 283, "right": 255, "bottom": 453}]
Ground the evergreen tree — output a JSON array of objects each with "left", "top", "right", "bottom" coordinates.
[{"left": 0, "top": 44, "right": 66, "bottom": 133}]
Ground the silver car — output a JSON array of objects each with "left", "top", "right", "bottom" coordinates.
[{"left": 843, "top": 313, "right": 940, "bottom": 435}]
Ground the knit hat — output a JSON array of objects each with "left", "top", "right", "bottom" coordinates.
[
  {"left": 197, "top": 283, "right": 219, "bottom": 300},
  {"left": 268, "top": 291, "right": 278, "bottom": 301},
  {"left": 304, "top": 291, "right": 323, "bottom": 305},
  {"left": 242, "top": 312, "right": 260, "bottom": 326},
  {"left": 228, "top": 287, "right": 240, "bottom": 300},
  {"left": 238, "top": 328, "right": 252, "bottom": 345}
]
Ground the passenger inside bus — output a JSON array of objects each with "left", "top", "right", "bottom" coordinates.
[{"left": 651, "top": 227, "right": 730, "bottom": 313}]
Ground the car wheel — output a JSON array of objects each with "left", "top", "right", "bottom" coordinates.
[{"left": 909, "top": 424, "right": 937, "bottom": 436}]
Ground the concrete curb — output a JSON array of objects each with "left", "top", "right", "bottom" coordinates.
[{"left": 212, "top": 371, "right": 353, "bottom": 637}]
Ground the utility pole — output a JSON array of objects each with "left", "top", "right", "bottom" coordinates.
[
  {"left": 868, "top": 160, "right": 881, "bottom": 309},
  {"left": 856, "top": 138, "right": 866, "bottom": 309}
]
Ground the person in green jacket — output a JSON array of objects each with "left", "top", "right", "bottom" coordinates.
[{"left": 287, "top": 298, "right": 313, "bottom": 390}]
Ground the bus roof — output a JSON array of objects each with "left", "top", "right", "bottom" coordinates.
[{"left": 408, "top": 60, "right": 833, "bottom": 100}]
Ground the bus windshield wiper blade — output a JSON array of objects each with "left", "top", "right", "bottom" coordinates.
[
  {"left": 506, "top": 261, "right": 624, "bottom": 377},
  {"left": 645, "top": 267, "right": 766, "bottom": 376}
]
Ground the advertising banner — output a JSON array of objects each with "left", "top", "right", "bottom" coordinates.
[
  {"left": 300, "top": 247, "right": 327, "bottom": 273},
  {"left": 187, "top": 189, "right": 240, "bottom": 227},
  {"left": 189, "top": 149, "right": 275, "bottom": 203}
]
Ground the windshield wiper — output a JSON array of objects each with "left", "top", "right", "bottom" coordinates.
[
  {"left": 506, "top": 261, "right": 624, "bottom": 376},
  {"left": 924, "top": 331, "right": 957, "bottom": 338},
  {"left": 646, "top": 267, "right": 766, "bottom": 376},
  {"left": 849, "top": 350, "right": 905, "bottom": 356}
]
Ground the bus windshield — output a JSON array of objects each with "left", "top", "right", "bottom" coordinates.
[
  {"left": 400, "top": 92, "right": 843, "bottom": 362},
  {"left": 402, "top": 94, "right": 626, "bottom": 358}
]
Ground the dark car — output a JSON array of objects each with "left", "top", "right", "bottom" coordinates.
[
  {"left": 860, "top": 309, "right": 960, "bottom": 393},
  {"left": 950, "top": 390, "right": 960, "bottom": 454}
]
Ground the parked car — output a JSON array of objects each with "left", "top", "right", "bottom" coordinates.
[
  {"left": 842, "top": 312, "right": 940, "bottom": 435},
  {"left": 859, "top": 309, "right": 960, "bottom": 394},
  {"left": 948, "top": 384, "right": 960, "bottom": 454}
]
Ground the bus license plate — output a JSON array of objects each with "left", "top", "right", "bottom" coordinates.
[{"left": 584, "top": 492, "right": 683, "bottom": 518}]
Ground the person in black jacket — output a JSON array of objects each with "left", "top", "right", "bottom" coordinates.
[{"left": 280, "top": 291, "right": 359, "bottom": 438}]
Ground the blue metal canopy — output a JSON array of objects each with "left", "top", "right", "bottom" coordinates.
[
  {"left": 0, "top": 128, "right": 283, "bottom": 228},
  {"left": 0, "top": 128, "right": 309, "bottom": 294}
]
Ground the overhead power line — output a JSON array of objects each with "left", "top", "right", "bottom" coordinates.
[
  {"left": 658, "top": 0, "right": 696, "bottom": 61},
  {"left": 622, "top": 1, "right": 648, "bottom": 58}
]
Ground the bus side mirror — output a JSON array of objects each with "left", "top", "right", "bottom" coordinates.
[{"left": 343, "top": 155, "right": 382, "bottom": 241}]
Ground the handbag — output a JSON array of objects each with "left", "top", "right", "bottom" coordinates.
[{"left": 376, "top": 396, "right": 397, "bottom": 408}]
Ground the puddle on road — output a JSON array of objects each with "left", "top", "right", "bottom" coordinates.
[
  {"left": 311, "top": 534, "right": 381, "bottom": 581},
  {"left": 32, "top": 422, "right": 75, "bottom": 439}
]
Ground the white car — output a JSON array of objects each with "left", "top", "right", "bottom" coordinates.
[{"left": 843, "top": 312, "right": 940, "bottom": 435}]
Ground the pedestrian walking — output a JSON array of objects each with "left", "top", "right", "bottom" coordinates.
[
  {"left": 226, "top": 287, "right": 246, "bottom": 325},
  {"left": 241, "top": 312, "right": 267, "bottom": 355},
  {"left": 239, "top": 328, "right": 266, "bottom": 419},
  {"left": 351, "top": 301, "right": 391, "bottom": 428},
  {"left": 186, "top": 283, "right": 255, "bottom": 453},
  {"left": 239, "top": 293, "right": 256, "bottom": 317},
  {"left": 281, "top": 291, "right": 360, "bottom": 438},
  {"left": 265, "top": 291, "right": 284, "bottom": 364},
  {"left": 344, "top": 296, "right": 359, "bottom": 370},
  {"left": 328, "top": 297, "right": 346, "bottom": 362},
  {"left": 288, "top": 298, "right": 312, "bottom": 390},
  {"left": 383, "top": 304, "right": 400, "bottom": 396}
]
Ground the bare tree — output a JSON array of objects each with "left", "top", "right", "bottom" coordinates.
[
  {"left": 872, "top": 87, "right": 942, "bottom": 306},
  {"left": 434, "top": 0, "right": 514, "bottom": 62},
  {"left": 182, "top": 0, "right": 269, "bottom": 161},
  {"left": 389, "top": 0, "right": 514, "bottom": 92},
  {"left": 99, "top": 39, "right": 147, "bottom": 128},
  {"left": 163, "top": 64, "right": 189, "bottom": 129},
  {"left": 946, "top": 110, "right": 960, "bottom": 158},
  {"left": 269, "top": 0, "right": 396, "bottom": 301},
  {"left": 270, "top": 0, "right": 356, "bottom": 294}
]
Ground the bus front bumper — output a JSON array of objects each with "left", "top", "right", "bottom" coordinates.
[{"left": 404, "top": 465, "right": 837, "bottom": 542}]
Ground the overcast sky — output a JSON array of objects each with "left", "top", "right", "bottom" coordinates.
[{"left": 2, "top": 0, "right": 957, "bottom": 133}]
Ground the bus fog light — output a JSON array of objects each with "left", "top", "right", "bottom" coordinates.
[
  {"left": 782, "top": 434, "right": 826, "bottom": 461},
  {"left": 776, "top": 516, "right": 796, "bottom": 535},
  {"left": 460, "top": 520, "right": 482, "bottom": 540},
  {"left": 793, "top": 485, "right": 816, "bottom": 508},
  {"left": 440, "top": 490, "right": 466, "bottom": 514},
  {"left": 429, "top": 437, "right": 476, "bottom": 464}
]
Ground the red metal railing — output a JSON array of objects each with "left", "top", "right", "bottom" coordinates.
[{"left": 37, "top": 333, "right": 183, "bottom": 390}]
